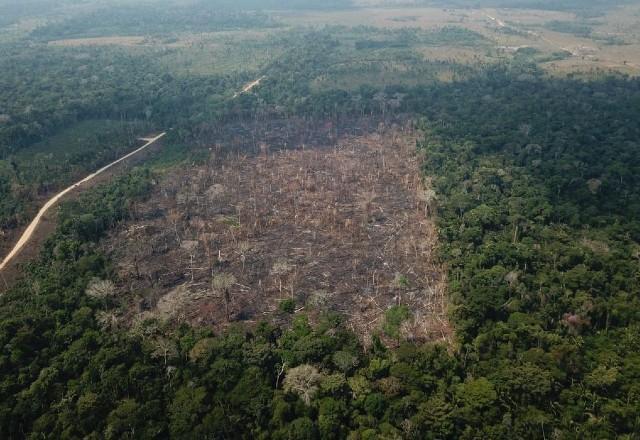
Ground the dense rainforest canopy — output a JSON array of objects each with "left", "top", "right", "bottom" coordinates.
[
  {"left": 1, "top": 0, "right": 640, "bottom": 438},
  {"left": 2, "top": 65, "right": 640, "bottom": 437}
]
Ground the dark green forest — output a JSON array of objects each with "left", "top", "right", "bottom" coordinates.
[
  {"left": 1, "top": 65, "right": 640, "bottom": 438},
  {"left": 2, "top": 0, "right": 640, "bottom": 438},
  {"left": 0, "top": 42, "right": 249, "bottom": 229}
]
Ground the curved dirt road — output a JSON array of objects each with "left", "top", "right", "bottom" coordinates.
[{"left": 0, "top": 132, "right": 166, "bottom": 272}]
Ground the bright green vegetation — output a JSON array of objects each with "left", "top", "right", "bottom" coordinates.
[
  {"left": 0, "top": 169, "right": 489, "bottom": 439},
  {"left": 2, "top": 0, "right": 640, "bottom": 438}
]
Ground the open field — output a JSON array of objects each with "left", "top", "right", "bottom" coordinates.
[
  {"left": 277, "top": 5, "right": 640, "bottom": 75},
  {"left": 103, "top": 126, "right": 450, "bottom": 343},
  {"left": 472, "top": 6, "right": 640, "bottom": 74},
  {"left": 46, "top": 29, "right": 283, "bottom": 76},
  {"left": 47, "top": 35, "right": 149, "bottom": 46},
  {"left": 301, "top": 25, "right": 488, "bottom": 90},
  {"left": 149, "top": 30, "right": 283, "bottom": 76},
  {"left": 275, "top": 7, "right": 463, "bottom": 29},
  {"left": 309, "top": 58, "right": 475, "bottom": 91},
  {"left": 34, "top": 4, "right": 640, "bottom": 80}
]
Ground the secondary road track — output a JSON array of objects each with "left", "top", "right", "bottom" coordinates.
[
  {"left": 0, "top": 132, "right": 166, "bottom": 272},
  {"left": 0, "top": 76, "right": 266, "bottom": 276}
]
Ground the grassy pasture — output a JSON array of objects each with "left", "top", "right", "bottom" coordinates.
[
  {"left": 472, "top": 6, "right": 640, "bottom": 75},
  {"left": 275, "top": 7, "right": 462, "bottom": 29},
  {"left": 48, "top": 36, "right": 149, "bottom": 47},
  {"left": 26, "top": 4, "right": 640, "bottom": 79}
]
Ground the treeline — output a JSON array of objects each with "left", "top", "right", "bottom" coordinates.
[
  {"left": 0, "top": 24, "right": 486, "bottom": 231},
  {"left": 31, "top": 7, "right": 278, "bottom": 41},
  {"left": 0, "top": 44, "right": 158, "bottom": 228},
  {"left": 0, "top": 120, "right": 149, "bottom": 229},
  {"left": 240, "top": 27, "right": 479, "bottom": 112},
  {"left": 0, "top": 167, "right": 464, "bottom": 439},
  {"left": 409, "top": 69, "right": 640, "bottom": 230},
  {"left": 2, "top": 66, "right": 640, "bottom": 438},
  {"left": 0, "top": 44, "right": 157, "bottom": 156},
  {"left": 0, "top": 43, "right": 245, "bottom": 157},
  {"left": 354, "top": 26, "right": 485, "bottom": 50},
  {"left": 424, "top": 0, "right": 634, "bottom": 14},
  {"left": 414, "top": 68, "right": 640, "bottom": 436},
  {"left": 186, "top": 65, "right": 640, "bottom": 436},
  {"left": 0, "top": 42, "right": 247, "bottom": 229},
  {"left": 0, "top": 0, "right": 60, "bottom": 27},
  {"left": 2, "top": 16, "right": 640, "bottom": 435}
]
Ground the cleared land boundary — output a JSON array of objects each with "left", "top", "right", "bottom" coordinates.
[{"left": 0, "top": 132, "right": 166, "bottom": 273}]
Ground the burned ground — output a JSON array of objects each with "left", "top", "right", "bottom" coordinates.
[{"left": 102, "top": 124, "right": 450, "bottom": 344}]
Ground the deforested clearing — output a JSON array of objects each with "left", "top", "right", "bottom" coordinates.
[{"left": 103, "top": 126, "right": 450, "bottom": 344}]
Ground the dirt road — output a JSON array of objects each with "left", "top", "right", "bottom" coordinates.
[
  {"left": 0, "top": 132, "right": 166, "bottom": 273},
  {"left": 483, "top": 12, "right": 506, "bottom": 28},
  {"left": 232, "top": 76, "right": 265, "bottom": 98}
]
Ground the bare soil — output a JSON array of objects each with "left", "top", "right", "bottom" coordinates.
[
  {"left": 48, "top": 36, "right": 149, "bottom": 47},
  {"left": 104, "top": 125, "right": 451, "bottom": 343}
]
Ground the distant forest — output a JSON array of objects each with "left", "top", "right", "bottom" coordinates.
[
  {"left": 394, "top": 0, "right": 635, "bottom": 12},
  {"left": 2, "top": 0, "right": 636, "bottom": 32}
]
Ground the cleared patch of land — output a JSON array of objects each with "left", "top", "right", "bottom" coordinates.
[
  {"left": 233, "top": 76, "right": 265, "bottom": 98},
  {"left": 277, "top": 6, "right": 640, "bottom": 76},
  {"left": 471, "top": 7, "right": 640, "bottom": 75},
  {"left": 275, "top": 7, "right": 461, "bottom": 29},
  {"left": 48, "top": 36, "right": 149, "bottom": 46},
  {"left": 41, "top": 6, "right": 640, "bottom": 83},
  {"left": 104, "top": 127, "right": 450, "bottom": 343}
]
